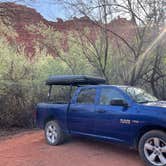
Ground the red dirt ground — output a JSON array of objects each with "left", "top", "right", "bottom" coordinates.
[{"left": 0, "top": 130, "right": 144, "bottom": 166}]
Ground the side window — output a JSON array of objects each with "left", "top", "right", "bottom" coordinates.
[
  {"left": 77, "top": 88, "right": 96, "bottom": 104},
  {"left": 100, "top": 88, "right": 125, "bottom": 105}
]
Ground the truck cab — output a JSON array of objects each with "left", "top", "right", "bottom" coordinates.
[{"left": 36, "top": 75, "right": 166, "bottom": 166}]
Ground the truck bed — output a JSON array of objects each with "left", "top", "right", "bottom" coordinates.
[{"left": 36, "top": 103, "right": 68, "bottom": 131}]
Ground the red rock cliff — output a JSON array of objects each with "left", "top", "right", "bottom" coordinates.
[{"left": 0, "top": 2, "right": 134, "bottom": 57}]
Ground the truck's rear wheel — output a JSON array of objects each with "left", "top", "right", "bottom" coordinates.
[
  {"left": 44, "top": 120, "right": 64, "bottom": 145},
  {"left": 138, "top": 130, "right": 166, "bottom": 166}
]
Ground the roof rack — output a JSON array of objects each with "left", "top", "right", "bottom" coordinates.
[{"left": 46, "top": 75, "right": 106, "bottom": 86}]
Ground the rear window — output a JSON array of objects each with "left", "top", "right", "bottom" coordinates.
[{"left": 77, "top": 88, "right": 96, "bottom": 104}]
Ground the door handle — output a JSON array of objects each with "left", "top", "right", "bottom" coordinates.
[{"left": 96, "top": 110, "right": 106, "bottom": 113}]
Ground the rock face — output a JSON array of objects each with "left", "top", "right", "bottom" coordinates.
[
  {"left": 0, "top": 2, "right": 49, "bottom": 57},
  {"left": 0, "top": 2, "right": 135, "bottom": 57}
]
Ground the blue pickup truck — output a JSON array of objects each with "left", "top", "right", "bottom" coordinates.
[{"left": 36, "top": 75, "right": 166, "bottom": 166}]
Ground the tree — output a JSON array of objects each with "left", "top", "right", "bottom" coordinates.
[
  {"left": 27, "top": 23, "right": 94, "bottom": 75},
  {"left": 56, "top": 0, "right": 166, "bottom": 96}
]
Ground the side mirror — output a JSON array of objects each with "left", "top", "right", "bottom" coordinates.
[{"left": 110, "top": 99, "right": 129, "bottom": 107}]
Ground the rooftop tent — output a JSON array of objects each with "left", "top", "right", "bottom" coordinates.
[{"left": 46, "top": 75, "right": 106, "bottom": 86}]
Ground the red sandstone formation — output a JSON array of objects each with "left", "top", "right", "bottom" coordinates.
[{"left": 0, "top": 2, "right": 135, "bottom": 57}]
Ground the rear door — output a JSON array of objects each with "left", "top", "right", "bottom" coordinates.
[{"left": 68, "top": 87, "right": 97, "bottom": 134}]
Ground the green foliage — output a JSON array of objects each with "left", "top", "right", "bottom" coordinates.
[
  {"left": 28, "top": 23, "right": 94, "bottom": 75},
  {"left": 1, "top": 21, "right": 166, "bottom": 128},
  {"left": 0, "top": 25, "right": 95, "bottom": 128}
]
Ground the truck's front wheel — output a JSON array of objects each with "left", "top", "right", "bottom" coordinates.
[
  {"left": 45, "top": 120, "right": 64, "bottom": 145},
  {"left": 139, "top": 130, "right": 166, "bottom": 166}
]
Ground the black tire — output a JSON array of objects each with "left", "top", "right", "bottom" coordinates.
[
  {"left": 44, "top": 120, "right": 64, "bottom": 145},
  {"left": 138, "top": 130, "right": 166, "bottom": 166}
]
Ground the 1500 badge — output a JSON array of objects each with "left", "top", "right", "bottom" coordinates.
[{"left": 120, "top": 119, "right": 139, "bottom": 124}]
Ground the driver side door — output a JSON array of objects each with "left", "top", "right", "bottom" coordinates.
[{"left": 94, "top": 87, "right": 132, "bottom": 143}]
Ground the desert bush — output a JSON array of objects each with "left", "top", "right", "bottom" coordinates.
[{"left": 0, "top": 33, "right": 94, "bottom": 128}]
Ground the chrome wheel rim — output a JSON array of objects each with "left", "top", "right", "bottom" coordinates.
[
  {"left": 46, "top": 124, "right": 58, "bottom": 144},
  {"left": 144, "top": 137, "right": 166, "bottom": 166}
]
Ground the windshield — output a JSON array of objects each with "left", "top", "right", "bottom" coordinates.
[{"left": 120, "top": 87, "right": 158, "bottom": 104}]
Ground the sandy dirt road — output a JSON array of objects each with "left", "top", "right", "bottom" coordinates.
[{"left": 0, "top": 130, "right": 144, "bottom": 166}]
